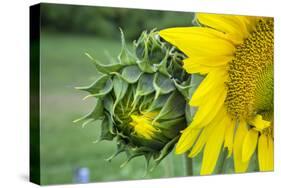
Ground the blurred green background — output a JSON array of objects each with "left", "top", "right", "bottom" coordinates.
[{"left": 39, "top": 3, "right": 195, "bottom": 185}]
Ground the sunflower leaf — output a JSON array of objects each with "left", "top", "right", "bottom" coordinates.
[
  {"left": 154, "top": 91, "right": 185, "bottom": 121},
  {"left": 135, "top": 74, "right": 155, "bottom": 96},
  {"left": 121, "top": 65, "right": 143, "bottom": 84},
  {"left": 75, "top": 75, "right": 113, "bottom": 97},
  {"left": 99, "top": 116, "right": 115, "bottom": 141},
  {"left": 173, "top": 80, "right": 192, "bottom": 100},
  {"left": 86, "top": 53, "right": 123, "bottom": 74},
  {"left": 113, "top": 75, "right": 129, "bottom": 111},
  {"left": 118, "top": 29, "right": 136, "bottom": 65},
  {"left": 153, "top": 73, "right": 175, "bottom": 99}
]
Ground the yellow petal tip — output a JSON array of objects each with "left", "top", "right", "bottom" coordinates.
[{"left": 175, "top": 144, "right": 186, "bottom": 155}]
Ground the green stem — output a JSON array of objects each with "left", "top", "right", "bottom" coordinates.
[
  {"left": 163, "top": 154, "right": 174, "bottom": 177},
  {"left": 183, "top": 153, "right": 193, "bottom": 176},
  {"left": 218, "top": 149, "right": 227, "bottom": 174}
]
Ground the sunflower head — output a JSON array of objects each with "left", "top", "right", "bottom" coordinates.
[
  {"left": 224, "top": 18, "right": 273, "bottom": 121},
  {"left": 159, "top": 13, "right": 274, "bottom": 175},
  {"left": 75, "top": 30, "right": 191, "bottom": 170}
]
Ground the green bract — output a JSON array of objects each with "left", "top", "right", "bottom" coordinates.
[{"left": 75, "top": 30, "right": 191, "bottom": 171}]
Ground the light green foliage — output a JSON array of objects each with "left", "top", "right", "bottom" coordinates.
[{"left": 41, "top": 4, "right": 194, "bottom": 40}]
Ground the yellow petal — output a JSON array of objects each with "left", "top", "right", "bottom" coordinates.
[
  {"left": 183, "top": 61, "right": 218, "bottom": 75},
  {"left": 183, "top": 56, "right": 230, "bottom": 74},
  {"left": 189, "top": 115, "right": 219, "bottom": 157},
  {"left": 189, "top": 87, "right": 226, "bottom": 129},
  {"left": 200, "top": 116, "right": 228, "bottom": 175},
  {"left": 243, "top": 16, "right": 260, "bottom": 32},
  {"left": 267, "top": 136, "right": 274, "bottom": 170},
  {"left": 224, "top": 119, "right": 235, "bottom": 157},
  {"left": 159, "top": 27, "right": 235, "bottom": 57},
  {"left": 197, "top": 13, "right": 249, "bottom": 44},
  {"left": 233, "top": 120, "right": 250, "bottom": 172},
  {"left": 258, "top": 134, "right": 274, "bottom": 171},
  {"left": 258, "top": 134, "right": 267, "bottom": 171},
  {"left": 184, "top": 56, "right": 231, "bottom": 67},
  {"left": 242, "top": 129, "right": 258, "bottom": 162},
  {"left": 190, "top": 69, "right": 227, "bottom": 106},
  {"left": 251, "top": 115, "right": 271, "bottom": 132},
  {"left": 175, "top": 127, "right": 201, "bottom": 154}
]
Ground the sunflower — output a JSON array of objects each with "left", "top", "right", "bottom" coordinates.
[
  {"left": 159, "top": 13, "right": 274, "bottom": 175},
  {"left": 75, "top": 30, "right": 189, "bottom": 170}
]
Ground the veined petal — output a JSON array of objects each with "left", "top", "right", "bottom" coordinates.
[
  {"left": 258, "top": 134, "right": 267, "bottom": 171},
  {"left": 183, "top": 61, "right": 219, "bottom": 75},
  {"left": 197, "top": 13, "right": 249, "bottom": 44},
  {"left": 188, "top": 113, "right": 222, "bottom": 157},
  {"left": 183, "top": 56, "right": 230, "bottom": 74},
  {"left": 233, "top": 120, "right": 250, "bottom": 172},
  {"left": 184, "top": 56, "right": 232, "bottom": 67},
  {"left": 267, "top": 136, "right": 274, "bottom": 171},
  {"left": 175, "top": 128, "right": 201, "bottom": 154},
  {"left": 159, "top": 27, "right": 235, "bottom": 57},
  {"left": 189, "top": 88, "right": 227, "bottom": 129},
  {"left": 258, "top": 134, "right": 274, "bottom": 171},
  {"left": 200, "top": 115, "right": 228, "bottom": 175},
  {"left": 190, "top": 69, "right": 227, "bottom": 106},
  {"left": 224, "top": 119, "right": 235, "bottom": 157},
  {"left": 243, "top": 16, "right": 260, "bottom": 32},
  {"left": 242, "top": 129, "right": 258, "bottom": 162}
]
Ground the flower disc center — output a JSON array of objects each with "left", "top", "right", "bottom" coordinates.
[{"left": 225, "top": 18, "right": 274, "bottom": 120}]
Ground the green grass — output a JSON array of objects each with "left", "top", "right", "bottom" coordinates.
[{"left": 39, "top": 32, "right": 187, "bottom": 185}]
